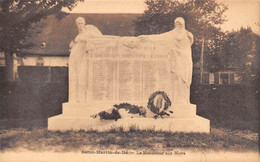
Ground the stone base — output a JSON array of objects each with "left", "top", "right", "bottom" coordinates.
[
  {"left": 48, "top": 102, "right": 210, "bottom": 133},
  {"left": 48, "top": 115, "right": 210, "bottom": 133}
]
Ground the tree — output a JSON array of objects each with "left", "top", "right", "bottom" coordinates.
[
  {"left": 223, "top": 28, "right": 256, "bottom": 68},
  {"left": 134, "top": 0, "right": 228, "bottom": 74},
  {"left": 222, "top": 27, "right": 260, "bottom": 85},
  {"left": 0, "top": 0, "right": 78, "bottom": 81},
  {"left": 135, "top": 0, "right": 227, "bottom": 35},
  {"left": 204, "top": 27, "right": 227, "bottom": 71}
]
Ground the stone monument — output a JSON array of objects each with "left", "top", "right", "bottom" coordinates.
[{"left": 48, "top": 17, "right": 210, "bottom": 133}]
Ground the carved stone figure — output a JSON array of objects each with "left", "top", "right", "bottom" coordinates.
[
  {"left": 69, "top": 17, "right": 102, "bottom": 103},
  {"left": 169, "top": 17, "right": 194, "bottom": 103},
  {"left": 138, "top": 17, "right": 194, "bottom": 103}
]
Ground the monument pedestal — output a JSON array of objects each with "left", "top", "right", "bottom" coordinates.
[{"left": 48, "top": 102, "right": 210, "bottom": 133}]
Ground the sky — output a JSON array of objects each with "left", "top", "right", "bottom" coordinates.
[
  {"left": 63, "top": 0, "right": 259, "bottom": 34},
  {"left": 221, "top": 0, "right": 259, "bottom": 33}
]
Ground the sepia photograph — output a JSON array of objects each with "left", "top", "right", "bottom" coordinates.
[{"left": 0, "top": 0, "right": 259, "bottom": 161}]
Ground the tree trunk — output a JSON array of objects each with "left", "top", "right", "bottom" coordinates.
[
  {"left": 2, "top": 0, "right": 13, "bottom": 81},
  {"left": 4, "top": 51, "right": 13, "bottom": 81},
  {"left": 200, "top": 37, "right": 204, "bottom": 84}
]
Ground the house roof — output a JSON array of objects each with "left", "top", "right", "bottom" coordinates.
[{"left": 23, "top": 13, "right": 142, "bottom": 56}]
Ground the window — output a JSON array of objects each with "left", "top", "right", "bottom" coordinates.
[
  {"left": 0, "top": 52, "right": 5, "bottom": 66},
  {"left": 202, "top": 73, "right": 209, "bottom": 84},
  {"left": 220, "top": 74, "right": 228, "bottom": 84},
  {"left": 230, "top": 74, "right": 234, "bottom": 84},
  {"left": 214, "top": 73, "right": 219, "bottom": 84},
  {"left": 36, "top": 57, "right": 44, "bottom": 66}
]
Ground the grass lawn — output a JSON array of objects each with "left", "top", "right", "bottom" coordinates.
[{"left": 0, "top": 126, "right": 258, "bottom": 152}]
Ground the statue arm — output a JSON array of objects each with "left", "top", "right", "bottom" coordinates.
[
  {"left": 69, "top": 32, "right": 89, "bottom": 49},
  {"left": 69, "top": 40, "right": 76, "bottom": 48},
  {"left": 138, "top": 31, "right": 172, "bottom": 42}
]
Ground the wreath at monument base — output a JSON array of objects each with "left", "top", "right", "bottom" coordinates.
[
  {"left": 147, "top": 91, "right": 173, "bottom": 119},
  {"left": 91, "top": 91, "right": 173, "bottom": 120},
  {"left": 114, "top": 103, "right": 146, "bottom": 117},
  {"left": 97, "top": 108, "right": 121, "bottom": 121},
  {"left": 91, "top": 103, "right": 146, "bottom": 121}
]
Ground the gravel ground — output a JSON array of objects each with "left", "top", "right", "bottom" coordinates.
[
  {"left": 0, "top": 127, "right": 259, "bottom": 162},
  {"left": 0, "top": 127, "right": 258, "bottom": 153}
]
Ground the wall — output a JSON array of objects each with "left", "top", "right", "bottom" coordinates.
[
  {"left": 21, "top": 56, "right": 68, "bottom": 67},
  {"left": 18, "top": 66, "right": 68, "bottom": 82}
]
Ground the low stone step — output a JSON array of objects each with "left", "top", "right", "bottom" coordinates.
[{"left": 48, "top": 115, "right": 210, "bottom": 133}]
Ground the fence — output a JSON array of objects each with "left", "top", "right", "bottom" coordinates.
[{"left": 18, "top": 66, "right": 68, "bottom": 82}]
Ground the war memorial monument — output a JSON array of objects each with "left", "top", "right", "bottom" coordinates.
[{"left": 48, "top": 17, "right": 210, "bottom": 133}]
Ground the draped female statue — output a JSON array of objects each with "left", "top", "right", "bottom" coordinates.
[
  {"left": 139, "top": 17, "right": 194, "bottom": 103},
  {"left": 69, "top": 17, "right": 102, "bottom": 103},
  {"left": 169, "top": 17, "right": 194, "bottom": 103}
]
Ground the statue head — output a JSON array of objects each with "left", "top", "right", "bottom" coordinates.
[
  {"left": 76, "top": 17, "right": 86, "bottom": 33},
  {"left": 174, "top": 17, "right": 185, "bottom": 31}
]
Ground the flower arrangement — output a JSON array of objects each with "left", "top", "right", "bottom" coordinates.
[
  {"left": 91, "top": 91, "right": 173, "bottom": 120},
  {"left": 147, "top": 91, "right": 173, "bottom": 119}
]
